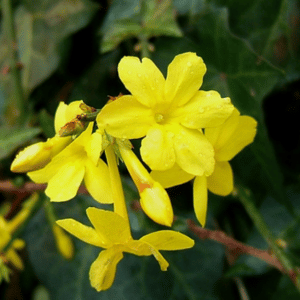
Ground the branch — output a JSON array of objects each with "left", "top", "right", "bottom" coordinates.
[{"left": 187, "top": 219, "right": 285, "bottom": 273}]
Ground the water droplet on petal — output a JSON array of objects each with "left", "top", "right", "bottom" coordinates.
[
  {"left": 199, "top": 107, "right": 205, "bottom": 113},
  {"left": 137, "top": 73, "right": 142, "bottom": 78},
  {"left": 187, "top": 61, "right": 192, "bottom": 67},
  {"left": 217, "top": 105, "right": 222, "bottom": 109}
]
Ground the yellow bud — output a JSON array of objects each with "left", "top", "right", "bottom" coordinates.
[
  {"left": 11, "top": 136, "right": 71, "bottom": 173},
  {"left": 140, "top": 182, "right": 174, "bottom": 227},
  {"left": 52, "top": 224, "right": 74, "bottom": 260},
  {"left": 118, "top": 143, "right": 174, "bottom": 226}
]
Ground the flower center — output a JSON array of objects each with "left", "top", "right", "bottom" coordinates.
[{"left": 154, "top": 113, "right": 164, "bottom": 123}]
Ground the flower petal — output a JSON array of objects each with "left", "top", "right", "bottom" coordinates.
[
  {"left": 56, "top": 219, "right": 107, "bottom": 247},
  {"left": 205, "top": 109, "right": 240, "bottom": 147},
  {"left": 205, "top": 109, "right": 257, "bottom": 161},
  {"left": 215, "top": 115, "right": 257, "bottom": 161},
  {"left": 86, "top": 208, "right": 132, "bottom": 244},
  {"left": 193, "top": 175, "right": 208, "bottom": 227},
  {"left": 207, "top": 161, "right": 233, "bottom": 196},
  {"left": 89, "top": 248, "right": 124, "bottom": 292},
  {"left": 6, "top": 249, "right": 24, "bottom": 270},
  {"left": 85, "top": 131, "right": 103, "bottom": 165},
  {"left": 140, "top": 125, "right": 175, "bottom": 171},
  {"left": 84, "top": 159, "right": 113, "bottom": 204},
  {"left": 45, "top": 158, "right": 85, "bottom": 202},
  {"left": 57, "top": 219, "right": 107, "bottom": 247},
  {"left": 165, "top": 52, "right": 206, "bottom": 107},
  {"left": 118, "top": 56, "right": 166, "bottom": 108},
  {"left": 173, "top": 125, "right": 215, "bottom": 176},
  {"left": 97, "top": 95, "right": 154, "bottom": 139},
  {"left": 140, "top": 230, "right": 194, "bottom": 250},
  {"left": 172, "top": 90, "right": 234, "bottom": 129},
  {"left": 151, "top": 164, "right": 194, "bottom": 188}
]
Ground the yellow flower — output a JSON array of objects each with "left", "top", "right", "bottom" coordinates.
[
  {"left": 28, "top": 123, "right": 113, "bottom": 203},
  {"left": 11, "top": 101, "right": 84, "bottom": 173},
  {"left": 97, "top": 52, "right": 234, "bottom": 176},
  {"left": 118, "top": 141, "right": 173, "bottom": 227},
  {"left": 57, "top": 207, "right": 194, "bottom": 292},
  {"left": 0, "top": 217, "right": 25, "bottom": 270},
  {"left": 152, "top": 109, "right": 257, "bottom": 226}
]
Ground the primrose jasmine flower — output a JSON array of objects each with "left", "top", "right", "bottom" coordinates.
[
  {"left": 28, "top": 123, "right": 113, "bottom": 203},
  {"left": 57, "top": 208, "right": 194, "bottom": 292},
  {"left": 97, "top": 52, "right": 234, "bottom": 176},
  {"left": 151, "top": 109, "right": 257, "bottom": 226}
]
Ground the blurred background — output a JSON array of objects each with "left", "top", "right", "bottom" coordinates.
[{"left": 0, "top": 0, "right": 300, "bottom": 299}]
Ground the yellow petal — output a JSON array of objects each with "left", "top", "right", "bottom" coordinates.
[
  {"left": 205, "top": 108, "right": 257, "bottom": 161},
  {"left": 86, "top": 208, "right": 132, "bottom": 244},
  {"left": 46, "top": 158, "right": 85, "bottom": 202},
  {"left": 140, "top": 125, "right": 175, "bottom": 171},
  {"left": 140, "top": 182, "right": 174, "bottom": 227},
  {"left": 207, "top": 161, "right": 233, "bottom": 196},
  {"left": 52, "top": 224, "right": 74, "bottom": 260},
  {"left": 173, "top": 125, "right": 215, "bottom": 176},
  {"left": 151, "top": 164, "right": 195, "bottom": 188},
  {"left": 85, "top": 131, "right": 103, "bottom": 165},
  {"left": 140, "top": 230, "right": 194, "bottom": 250},
  {"left": 54, "top": 102, "right": 68, "bottom": 133},
  {"left": 205, "top": 109, "right": 240, "bottom": 147},
  {"left": 193, "top": 176, "right": 208, "bottom": 227},
  {"left": 6, "top": 248, "right": 24, "bottom": 270},
  {"left": 165, "top": 52, "right": 206, "bottom": 107},
  {"left": 97, "top": 95, "right": 154, "bottom": 139},
  {"left": 56, "top": 219, "right": 107, "bottom": 247},
  {"left": 12, "top": 239, "right": 25, "bottom": 250},
  {"left": 118, "top": 56, "right": 166, "bottom": 109},
  {"left": 172, "top": 90, "right": 234, "bottom": 129},
  {"left": 84, "top": 159, "right": 113, "bottom": 204},
  {"left": 89, "top": 248, "right": 123, "bottom": 292},
  {"left": 54, "top": 100, "right": 84, "bottom": 133},
  {"left": 215, "top": 115, "right": 257, "bottom": 161}
]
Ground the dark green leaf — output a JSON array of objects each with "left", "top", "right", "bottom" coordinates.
[{"left": 100, "top": 0, "right": 182, "bottom": 53}]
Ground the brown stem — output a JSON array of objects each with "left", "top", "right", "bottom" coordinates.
[{"left": 187, "top": 219, "right": 285, "bottom": 273}]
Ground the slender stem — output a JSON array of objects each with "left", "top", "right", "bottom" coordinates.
[
  {"left": 2, "top": 0, "right": 26, "bottom": 125},
  {"left": 237, "top": 185, "right": 300, "bottom": 292},
  {"left": 105, "top": 145, "right": 129, "bottom": 225},
  {"left": 139, "top": 34, "right": 150, "bottom": 59}
]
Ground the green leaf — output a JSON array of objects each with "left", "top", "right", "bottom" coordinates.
[
  {"left": 0, "top": 126, "right": 41, "bottom": 160},
  {"left": 100, "top": 0, "right": 182, "bottom": 53},
  {"left": 23, "top": 195, "right": 225, "bottom": 300},
  {"left": 0, "top": 0, "right": 98, "bottom": 99},
  {"left": 219, "top": 0, "right": 300, "bottom": 82}
]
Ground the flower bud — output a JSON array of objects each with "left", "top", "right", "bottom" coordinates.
[
  {"left": 140, "top": 181, "right": 173, "bottom": 227},
  {"left": 118, "top": 143, "right": 174, "bottom": 226},
  {"left": 10, "top": 136, "right": 71, "bottom": 173}
]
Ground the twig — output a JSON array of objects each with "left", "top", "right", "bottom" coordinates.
[{"left": 187, "top": 219, "right": 285, "bottom": 272}]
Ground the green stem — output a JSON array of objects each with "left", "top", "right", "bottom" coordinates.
[
  {"left": 2, "top": 0, "right": 26, "bottom": 125},
  {"left": 237, "top": 185, "right": 300, "bottom": 292},
  {"left": 105, "top": 145, "right": 129, "bottom": 225},
  {"left": 139, "top": 34, "right": 150, "bottom": 59}
]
